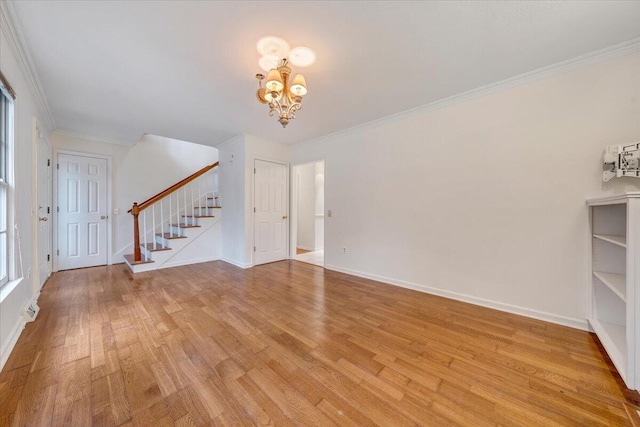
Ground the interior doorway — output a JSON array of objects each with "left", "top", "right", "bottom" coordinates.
[{"left": 291, "top": 160, "right": 324, "bottom": 267}]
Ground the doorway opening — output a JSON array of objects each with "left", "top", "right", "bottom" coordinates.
[{"left": 291, "top": 160, "right": 324, "bottom": 267}]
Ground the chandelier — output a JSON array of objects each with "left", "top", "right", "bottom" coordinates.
[{"left": 254, "top": 37, "right": 315, "bottom": 128}]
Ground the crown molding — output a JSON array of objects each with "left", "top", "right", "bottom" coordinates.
[
  {"left": 0, "top": 0, "right": 55, "bottom": 132},
  {"left": 293, "top": 37, "right": 640, "bottom": 150},
  {"left": 52, "top": 129, "right": 135, "bottom": 147}
]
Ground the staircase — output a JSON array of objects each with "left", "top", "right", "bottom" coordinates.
[{"left": 123, "top": 162, "right": 221, "bottom": 273}]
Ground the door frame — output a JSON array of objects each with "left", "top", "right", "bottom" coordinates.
[
  {"left": 251, "top": 157, "right": 289, "bottom": 267},
  {"left": 31, "top": 117, "right": 52, "bottom": 293},
  {"left": 289, "top": 158, "right": 325, "bottom": 261},
  {"left": 52, "top": 149, "right": 113, "bottom": 271}
]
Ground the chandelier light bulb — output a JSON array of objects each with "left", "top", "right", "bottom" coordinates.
[
  {"left": 265, "top": 69, "right": 284, "bottom": 92},
  {"left": 264, "top": 90, "right": 282, "bottom": 102},
  {"left": 290, "top": 74, "right": 307, "bottom": 96}
]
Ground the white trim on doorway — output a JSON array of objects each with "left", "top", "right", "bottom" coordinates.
[
  {"left": 52, "top": 149, "right": 113, "bottom": 272},
  {"left": 31, "top": 117, "right": 52, "bottom": 294},
  {"left": 290, "top": 159, "right": 325, "bottom": 267}
]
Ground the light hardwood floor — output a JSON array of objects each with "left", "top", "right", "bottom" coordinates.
[{"left": 0, "top": 260, "right": 639, "bottom": 426}]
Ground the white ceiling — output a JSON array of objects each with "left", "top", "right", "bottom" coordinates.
[{"left": 10, "top": 1, "right": 640, "bottom": 146}]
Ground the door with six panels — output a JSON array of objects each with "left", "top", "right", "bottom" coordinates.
[
  {"left": 254, "top": 159, "right": 288, "bottom": 265},
  {"left": 57, "top": 153, "right": 108, "bottom": 270}
]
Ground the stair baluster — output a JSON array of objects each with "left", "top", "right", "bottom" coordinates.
[
  {"left": 152, "top": 204, "right": 157, "bottom": 250},
  {"left": 158, "top": 199, "right": 164, "bottom": 251},
  {"left": 175, "top": 187, "right": 180, "bottom": 236},
  {"left": 143, "top": 209, "right": 147, "bottom": 259}
]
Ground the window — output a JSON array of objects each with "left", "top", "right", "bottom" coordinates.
[{"left": 0, "top": 73, "right": 14, "bottom": 288}]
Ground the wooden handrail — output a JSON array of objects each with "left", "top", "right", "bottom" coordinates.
[
  {"left": 128, "top": 162, "right": 218, "bottom": 213},
  {"left": 128, "top": 161, "right": 218, "bottom": 262}
]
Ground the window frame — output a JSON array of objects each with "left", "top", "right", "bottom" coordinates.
[{"left": 0, "top": 75, "right": 15, "bottom": 289}]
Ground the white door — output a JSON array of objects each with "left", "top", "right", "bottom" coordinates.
[
  {"left": 36, "top": 135, "right": 52, "bottom": 286},
  {"left": 254, "top": 159, "right": 288, "bottom": 265},
  {"left": 57, "top": 153, "right": 108, "bottom": 270}
]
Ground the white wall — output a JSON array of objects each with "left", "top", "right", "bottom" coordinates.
[
  {"left": 219, "top": 135, "right": 246, "bottom": 267},
  {"left": 292, "top": 52, "right": 640, "bottom": 329},
  {"left": 218, "top": 134, "right": 290, "bottom": 267},
  {"left": 296, "top": 162, "right": 316, "bottom": 250},
  {"left": 51, "top": 133, "right": 218, "bottom": 262},
  {"left": 0, "top": 14, "right": 51, "bottom": 369}
]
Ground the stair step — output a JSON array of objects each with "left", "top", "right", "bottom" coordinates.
[
  {"left": 124, "top": 254, "right": 154, "bottom": 265},
  {"left": 182, "top": 215, "right": 216, "bottom": 218},
  {"left": 171, "top": 224, "right": 201, "bottom": 229},
  {"left": 194, "top": 206, "right": 222, "bottom": 209},
  {"left": 143, "top": 243, "right": 172, "bottom": 252},
  {"left": 156, "top": 233, "right": 187, "bottom": 239}
]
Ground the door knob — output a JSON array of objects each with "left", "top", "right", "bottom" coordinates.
[
  {"left": 282, "top": 215, "right": 288, "bottom": 219},
  {"left": 39, "top": 217, "right": 48, "bottom": 222},
  {"left": 101, "top": 215, "right": 107, "bottom": 220}
]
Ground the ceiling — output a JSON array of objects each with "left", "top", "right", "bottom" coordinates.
[{"left": 10, "top": 1, "right": 640, "bottom": 146}]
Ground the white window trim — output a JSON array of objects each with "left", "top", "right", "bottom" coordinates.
[
  {"left": 0, "top": 82, "right": 16, "bottom": 290},
  {"left": 0, "top": 181, "right": 8, "bottom": 288}
]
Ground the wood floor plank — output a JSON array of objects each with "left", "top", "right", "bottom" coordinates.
[
  {"left": 0, "top": 260, "right": 638, "bottom": 426},
  {"left": 51, "top": 357, "right": 91, "bottom": 426}
]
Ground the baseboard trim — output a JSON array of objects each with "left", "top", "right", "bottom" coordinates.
[
  {"left": 160, "top": 256, "right": 221, "bottom": 269},
  {"left": 0, "top": 317, "right": 26, "bottom": 372},
  {"left": 221, "top": 257, "right": 252, "bottom": 269},
  {"left": 324, "top": 264, "right": 589, "bottom": 331}
]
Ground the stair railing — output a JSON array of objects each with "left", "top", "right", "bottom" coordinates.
[{"left": 128, "top": 161, "right": 219, "bottom": 262}]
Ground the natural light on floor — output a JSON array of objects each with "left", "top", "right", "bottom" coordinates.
[{"left": 293, "top": 249, "right": 323, "bottom": 267}]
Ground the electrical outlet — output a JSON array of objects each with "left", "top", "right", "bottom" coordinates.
[{"left": 343, "top": 247, "right": 347, "bottom": 253}]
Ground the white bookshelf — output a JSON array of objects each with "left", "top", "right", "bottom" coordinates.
[{"left": 587, "top": 192, "right": 640, "bottom": 392}]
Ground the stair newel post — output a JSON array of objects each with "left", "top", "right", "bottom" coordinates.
[{"left": 132, "top": 202, "right": 142, "bottom": 262}]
